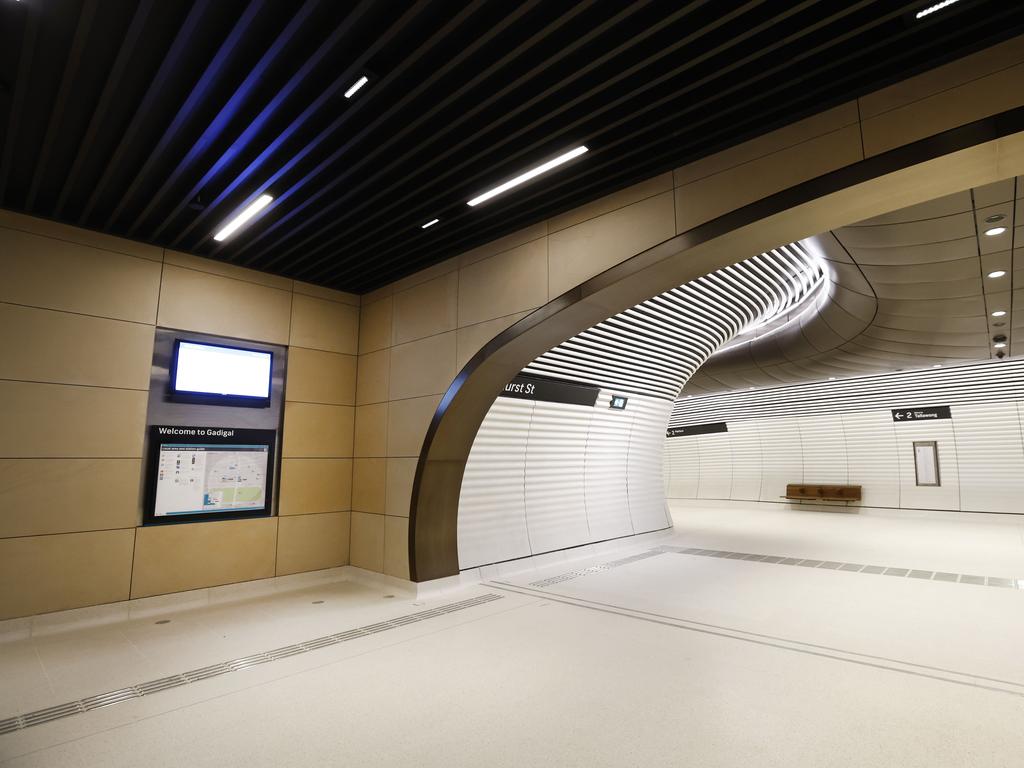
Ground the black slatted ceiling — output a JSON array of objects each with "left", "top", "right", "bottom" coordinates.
[{"left": 1, "top": 0, "right": 1022, "bottom": 294}]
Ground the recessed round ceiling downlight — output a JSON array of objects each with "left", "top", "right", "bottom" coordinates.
[{"left": 985, "top": 226, "right": 1007, "bottom": 236}]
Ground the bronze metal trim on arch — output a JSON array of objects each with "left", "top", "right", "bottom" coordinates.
[{"left": 408, "top": 104, "right": 1024, "bottom": 582}]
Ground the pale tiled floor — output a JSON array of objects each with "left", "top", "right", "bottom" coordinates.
[{"left": 2, "top": 502, "right": 1024, "bottom": 766}]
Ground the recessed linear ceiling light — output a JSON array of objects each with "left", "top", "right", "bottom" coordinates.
[
  {"left": 344, "top": 76, "right": 368, "bottom": 99},
  {"left": 984, "top": 226, "right": 1007, "bottom": 236},
  {"left": 213, "top": 194, "right": 273, "bottom": 242},
  {"left": 992, "top": 310, "right": 1007, "bottom": 317},
  {"left": 467, "top": 145, "right": 589, "bottom": 207},
  {"left": 994, "top": 342, "right": 1007, "bottom": 349},
  {"left": 915, "top": 0, "right": 960, "bottom": 19},
  {"left": 988, "top": 270, "right": 1007, "bottom": 278},
  {"left": 421, "top": 218, "right": 439, "bottom": 229}
]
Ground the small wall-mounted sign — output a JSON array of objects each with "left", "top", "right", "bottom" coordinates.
[
  {"left": 891, "top": 405, "right": 951, "bottom": 423},
  {"left": 499, "top": 374, "right": 600, "bottom": 407},
  {"left": 666, "top": 422, "right": 728, "bottom": 438},
  {"left": 609, "top": 395, "right": 628, "bottom": 410}
]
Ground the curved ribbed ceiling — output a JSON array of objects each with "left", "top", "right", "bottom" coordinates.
[{"left": 522, "top": 241, "right": 825, "bottom": 399}]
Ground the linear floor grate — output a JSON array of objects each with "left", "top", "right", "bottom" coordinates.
[
  {"left": 529, "top": 551, "right": 664, "bottom": 588},
  {"left": 0, "top": 593, "right": 502, "bottom": 736},
  {"left": 657, "top": 546, "right": 1023, "bottom": 590}
]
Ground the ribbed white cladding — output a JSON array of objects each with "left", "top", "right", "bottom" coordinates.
[
  {"left": 664, "top": 359, "right": 1024, "bottom": 515},
  {"left": 458, "top": 243, "right": 824, "bottom": 569},
  {"left": 524, "top": 243, "right": 825, "bottom": 399}
]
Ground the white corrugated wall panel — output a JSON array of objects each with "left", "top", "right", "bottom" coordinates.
[
  {"left": 728, "top": 420, "right": 762, "bottom": 501},
  {"left": 627, "top": 397, "right": 672, "bottom": 533},
  {"left": 894, "top": 420, "right": 961, "bottom": 511},
  {"left": 585, "top": 392, "right": 636, "bottom": 541},
  {"left": 696, "top": 433, "right": 732, "bottom": 499},
  {"left": 954, "top": 402, "right": 1024, "bottom": 514},
  {"left": 665, "top": 436, "right": 699, "bottom": 498},
  {"left": 797, "top": 415, "right": 848, "bottom": 485},
  {"left": 757, "top": 417, "right": 803, "bottom": 501},
  {"left": 842, "top": 410, "right": 900, "bottom": 508},
  {"left": 457, "top": 398, "right": 534, "bottom": 569},
  {"left": 524, "top": 401, "right": 594, "bottom": 553}
]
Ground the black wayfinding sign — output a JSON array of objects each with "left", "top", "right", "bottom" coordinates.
[
  {"left": 891, "top": 405, "right": 951, "bottom": 423},
  {"left": 499, "top": 375, "right": 600, "bottom": 407},
  {"left": 666, "top": 422, "right": 728, "bottom": 438}
]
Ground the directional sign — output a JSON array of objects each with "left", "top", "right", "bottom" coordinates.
[
  {"left": 666, "top": 422, "right": 728, "bottom": 438},
  {"left": 891, "top": 406, "right": 951, "bottom": 423}
]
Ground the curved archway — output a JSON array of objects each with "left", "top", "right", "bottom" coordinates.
[{"left": 409, "top": 106, "right": 1024, "bottom": 581}]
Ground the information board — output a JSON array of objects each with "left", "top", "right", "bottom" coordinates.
[{"left": 145, "top": 426, "right": 276, "bottom": 525}]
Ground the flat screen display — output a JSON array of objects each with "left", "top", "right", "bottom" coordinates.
[
  {"left": 145, "top": 426, "right": 277, "bottom": 525},
  {"left": 171, "top": 340, "right": 272, "bottom": 402}
]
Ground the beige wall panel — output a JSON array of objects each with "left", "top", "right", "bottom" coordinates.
[
  {"left": 292, "top": 280, "right": 360, "bottom": 306},
  {"left": 0, "top": 303, "right": 154, "bottom": 390},
  {"left": 286, "top": 347, "right": 355, "bottom": 406},
  {"left": 859, "top": 36, "right": 1024, "bottom": 118},
  {"left": 358, "top": 296, "right": 393, "bottom": 354},
  {"left": 0, "top": 228, "right": 161, "bottom": 323},
  {"left": 0, "top": 381, "right": 146, "bottom": 458},
  {"left": 387, "top": 395, "right": 442, "bottom": 457},
  {"left": 0, "top": 210, "right": 162, "bottom": 262},
  {"left": 0, "top": 529, "right": 134, "bottom": 620},
  {"left": 388, "top": 257, "right": 459, "bottom": 296},
  {"left": 276, "top": 511, "right": 350, "bottom": 576},
  {"left": 457, "top": 222, "right": 548, "bottom": 268},
  {"left": 282, "top": 402, "right": 354, "bottom": 458},
  {"left": 164, "top": 250, "right": 292, "bottom": 290},
  {"left": 289, "top": 293, "right": 359, "bottom": 354},
  {"left": 548, "top": 173, "right": 673, "bottom": 233},
  {"left": 355, "top": 349, "right": 390, "bottom": 406},
  {"left": 354, "top": 403, "right": 388, "bottom": 457},
  {"left": 388, "top": 332, "right": 456, "bottom": 401},
  {"left": 278, "top": 458, "right": 352, "bottom": 516},
  {"left": 0, "top": 458, "right": 140, "bottom": 538},
  {"left": 157, "top": 264, "right": 291, "bottom": 344},
  {"left": 455, "top": 312, "right": 530, "bottom": 370},
  {"left": 673, "top": 102, "right": 859, "bottom": 186},
  {"left": 383, "top": 515, "right": 410, "bottom": 580},
  {"left": 458, "top": 238, "right": 547, "bottom": 327},
  {"left": 352, "top": 457, "right": 386, "bottom": 514},
  {"left": 674, "top": 125, "right": 864, "bottom": 234},
  {"left": 385, "top": 457, "right": 417, "bottom": 518},
  {"left": 131, "top": 518, "right": 277, "bottom": 599},
  {"left": 861, "top": 63, "right": 1024, "bottom": 157},
  {"left": 548, "top": 191, "right": 675, "bottom": 298},
  {"left": 349, "top": 510, "right": 384, "bottom": 572},
  {"left": 392, "top": 271, "right": 458, "bottom": 345}
]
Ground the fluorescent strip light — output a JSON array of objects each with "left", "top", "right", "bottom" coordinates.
[
  {"left": 421, "top": 218, "right": 439, "bottom": 229},
  {"left": 213, "top": 194, "right": 273, "bottom": 242},
  {"left": 467, "top": 145, "right": 588, "bottom": 206},
  {"left": 915, "top": 0, "right": 959, "bottom": 18},
  {"left": 344, "top": 76, "right": 368, "bottom": 99}
]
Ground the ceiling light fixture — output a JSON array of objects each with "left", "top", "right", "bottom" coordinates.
[
  {"left": 985, "top": 213, "right": 1005, "bottom": 223},
  {"left": 984, "top": 226, "right": 1007, "bottom": 236},
  {"left": 213, "top": 194, "right": 273, "bottom": 242},
  {"left": 344, "top": 76, "right": 368, "bottom": 99},
  {"left": 932, "top": 364, "right": 942, "bottom": 368},
  {"left": 992, "top": 310, "right": 1007, "bottom": 317},
  {"left": 987, "top": 270, "right": 1006, "bottom": 278},
  {"left": 467, "top": 145, "right": 589, "bottom": 207},
  {"left": 915, "top": 0, "right": 960, "bottom": 19},
  {"left": 994, "top": 342, "right": 1007, "bottom": 349},
  {"left": 421, "top": 218, "right": 439, "bottom": 229}
]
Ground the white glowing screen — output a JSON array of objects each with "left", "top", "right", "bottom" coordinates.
[{"left": 173, "top": 342, "right": 272, "bottom": 399}]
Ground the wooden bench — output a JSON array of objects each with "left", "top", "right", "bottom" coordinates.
[{"left": 784, "top": 484, "right": 862, "bottom": 502}]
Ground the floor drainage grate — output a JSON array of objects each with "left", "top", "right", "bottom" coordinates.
[
  {"left": 0, "top": 593, "right": 502, "bottom": 736},
  {"left": 658, "top": 546, "right": 1023, "bottom": 590},
  {"left": 529, "top": 551, "right": 664, "bottom": 588}
]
